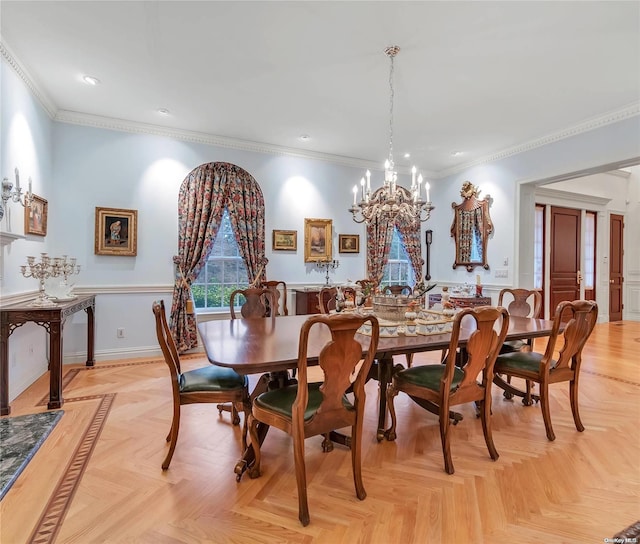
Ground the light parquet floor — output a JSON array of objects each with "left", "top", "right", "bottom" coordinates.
[{"left": 1, "top": 321, "right": 639, "bottom": 543}]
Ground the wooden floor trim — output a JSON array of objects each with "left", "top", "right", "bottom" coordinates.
[{"left": 28, "top": 393, "right": 115, "bottom": 544}]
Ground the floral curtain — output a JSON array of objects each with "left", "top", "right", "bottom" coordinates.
[
  {"left": 366, "top": 217, "right": 394, "bottom": 288},
  {"left": 170, "top": 162, "right": 266, "bottom": 352},
  {"left": 395, "top": 216, "right": 424, "bottom": 285}
]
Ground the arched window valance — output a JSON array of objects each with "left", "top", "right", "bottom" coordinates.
[{"left": 170, "top": 162, "right": 267, "bottom": 352}]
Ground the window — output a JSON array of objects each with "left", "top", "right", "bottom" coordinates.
[
  {"left": 381, "top": 227, "right": 415, "bottom": 287},
  {"left": 534, "top": 205, "right": 544, "bottom": 290},
  {"left": 191, "top": 209, "right": 248, "bottom": 311},
  {"left": 584, "top": 211, "right": 596, "bottom": 290}
]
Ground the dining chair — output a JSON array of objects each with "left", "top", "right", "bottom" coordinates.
[
  {"left": 493, "top": 299, "right": 598, "bottom": 441},
  {"left": 386, "top": 306, "right": 510, "bottom": 474},
  {"left": 383, "top": 284, "right": 412, "bottom": 296},
  {"left": 318, "top": 286, "right": 356, "bottom": 314},
  {"left": 497, "top": 288, "right": 542, "bottom": 353},
  {"left": 229, "top": 287, "right": 277, "bottom": 319},
  {"left": 262, "top": 280, "right": 288, "bottom": 316},
  {"left": 247, "top": 313, "right": 380, "bottom": 526},
  {"left": 152, "top": 300, "right": 250, "bottom": 470}
]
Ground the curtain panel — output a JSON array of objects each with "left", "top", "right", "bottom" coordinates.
[{"left": 171, "top": 162, "right": 266, "bottom": 352}]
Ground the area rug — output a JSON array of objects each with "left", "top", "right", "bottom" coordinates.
[{"left": 0, "top": 410, "right": 63, "bottom": 500}]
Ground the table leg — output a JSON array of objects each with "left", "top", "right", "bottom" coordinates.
[
  {"left": 85, "top": 304, "right": 95, "bottom": 367},
  {"left": 47, "top": 320, "right": 64, "bottom": 410},
  {"left": 0, "top": 319, "right": 10, "bottom": 416},
  {"left": 376, "top": 356, "right": 393, "bottom": 442}
]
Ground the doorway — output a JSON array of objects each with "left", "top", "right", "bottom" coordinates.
[{"left": 609, "top": 214, "right": 624, "bottom": 321}]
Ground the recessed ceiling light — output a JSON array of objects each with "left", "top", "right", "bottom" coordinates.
[
  {"left": 158, "top": 108, "right": 170, "bottom": 115},
  {"left": 82, "top": 75, "right": 100, "bottom": 86},
  {"left": 299, "top": 134, "right": 310, "bottom": 141},
  {"left": 451, "top": 151, "right": 463, "bottom": 157},
  {"left": 403, "top": 153, "right": 410, "bottom": 159}
]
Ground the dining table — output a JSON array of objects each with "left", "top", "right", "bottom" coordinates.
[{"left": 197, "top": 312, "right": 557, "bottom": 480}]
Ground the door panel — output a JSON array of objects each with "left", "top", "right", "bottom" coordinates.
[
  {"left": 609, "top": 214, "right": 624, "bottom": 321},
  {"left": 550, "top": 207, "right": 581, "bottom": 316}
]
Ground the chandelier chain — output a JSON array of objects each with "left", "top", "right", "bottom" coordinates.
[{"left": 388, "top": 51, "right": 394, "bottom": 169}]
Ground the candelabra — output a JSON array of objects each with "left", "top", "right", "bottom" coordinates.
[
  {"left": 20, "top": 253, "right": 60, "bottom": 307},
  {"left": 2, "top": 167, "right": 33, "bottom": 211},
  {"left": 316, "top": 259, "right": 339, "bottom": 285},
  {"left": 57, "top": 255, "right": 81, "bottom": 289}
]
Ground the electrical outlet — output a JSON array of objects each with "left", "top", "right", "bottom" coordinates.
[{"left": 117, "top": 328, "right": 125, "bottom": 338}]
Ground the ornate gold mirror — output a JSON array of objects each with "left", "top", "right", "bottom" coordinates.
[{"left": 450, "top": 181, "right": 493, "bottom": 272}]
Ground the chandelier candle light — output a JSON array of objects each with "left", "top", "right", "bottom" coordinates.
[{"left": 349, "top": 46, "right": 434, "bottom": 225}]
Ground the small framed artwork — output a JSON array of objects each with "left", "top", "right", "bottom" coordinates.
[
  {"left": 304, "top": 218, "right": 332, "bottom": 263},
  {"left": 339, "top": 234, "right": 359, "bottom": 253},
  {"left": 95, "top": 207, "right": 138, "bottom": 256},
  {"left": 272, "top": 229, "right": 297, "bottom": 251},
  {"left": 24, "top": 194, "right": 48, "bottom": 236}
]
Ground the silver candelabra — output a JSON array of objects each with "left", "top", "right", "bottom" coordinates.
[
  {"left": 20, "top": 253, "right": 80, "bottom": 307},
  {"left": 316, "top": 259, "right": 339, "bottom": 285}
]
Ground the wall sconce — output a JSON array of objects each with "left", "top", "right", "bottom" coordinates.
[{"left": 2, "top": 167, "right": 33, "bottom": 212}]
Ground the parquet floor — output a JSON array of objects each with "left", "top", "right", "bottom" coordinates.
[{"left": 1, "top": 321, "right": 639, "bottom": 543}]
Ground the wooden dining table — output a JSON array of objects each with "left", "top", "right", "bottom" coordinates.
[{"left": 197, "top": 313, "right": 556, "bottom": 480}]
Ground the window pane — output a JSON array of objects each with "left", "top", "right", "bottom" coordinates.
[
  {"left": 382, "top": 228, "right": 415, "bottom": 288},
  {"left": 193, "top": 209, "right": 249, "bottom": 311},
  {"left": 584, "top": 212, "right": 595, "bottom": 289},
  {"left": 534, "top": 205, "right": 544, "bottom": 290}
]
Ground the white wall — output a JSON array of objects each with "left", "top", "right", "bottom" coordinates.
[
  {"left": 1, "top": 57, "right": 54, "bottom": 396},
  {"left": 2, "top": 52, "right": 640, "bottom": 404}
]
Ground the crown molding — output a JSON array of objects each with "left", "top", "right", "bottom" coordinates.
[
  {"left": 0, "top": 40, "right": 57, "bottom": 118},
  {"left": 54, "top": 110, "right": 385, "bottom": 171},
  {"left": 436, "top": 103, "right": 640, "bottom": 179}
]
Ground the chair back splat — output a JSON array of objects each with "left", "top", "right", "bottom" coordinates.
[
  {"left": 230, "top": 287, "right": 277, "bottom": 319},
  {"left": 247, "top": 313, "right": 379, "bottom": 526},
  {"left": 261, "top": 280, "right": 288, "bottom": 316},
  {"left": 386, "top": 306, "right": 510, "bottom": 474}
]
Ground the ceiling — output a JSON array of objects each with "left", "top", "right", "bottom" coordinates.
[{"left": 2, "top": 1, "right": 639, "bottom": 176}]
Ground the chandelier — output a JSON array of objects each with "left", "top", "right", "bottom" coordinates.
[{"left": 349, "top": 46, "right": 434, "bottom": 225}]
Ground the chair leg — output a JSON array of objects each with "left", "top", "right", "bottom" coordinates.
[
  {"left": 539, "top": 381, "right": 556, "bottom": 441},
  {"left": 569, "top": 377, "right": 585, "bottom": 432},
  {"left": 351, "top": 419, "right": 366, "bottom": 501},
  {"left": 217, "top": 402, "right": 241, "bottom": 425},
  {"left": 440, "top": 403, "right": 454, "bottom": 474},
  {"left": 479, "top": 398, "right": 499, "bottom": 461},
  {"left": 292, "top": 426, "right": 310, "bottom": 526},
  {"left": 405, "top": 353, "right": 414, "bottom": 368},
  {"left": 240, "top": 401, "right": 250, "bottom": 452},
  {"left": 321, "top": 433, "right": 334, "bottom": 452},
  {"left": 247, "top": 415, "right": 262, "bottom": 479},
  {"left": 384, "top": 385, "right": 399, "bottom": 441},
  {"left": 162, "top": 405, "right": 180, "bottom": 470}
]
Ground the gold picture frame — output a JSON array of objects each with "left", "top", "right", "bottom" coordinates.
[
  {"left": 95, "top": 207, "right": 138, "bottom": 256},
  {"left": 304, "top": 218, "right": 332, "bottom": 263},
  {"left": 272, "top": 229, "right": 297, "bottom": 251},
  {"left": 24, "top": 194, "right": 48, "bottom": 236},
  {"left": 338, "top": 234, "right": 359, "bottom": 253}
]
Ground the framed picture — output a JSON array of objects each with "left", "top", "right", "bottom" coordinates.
[
  {"left": 272, "top": 229, "right": 297, "bottom": 251},
  {"left": 339, "top": 234, "right": 359, "bottom": 253},
  {"left": 304, "top": 218, "right": 332, "bottom": 263},
  {"left": 24, "top": 194, "right": 48, "bottom": 236},
  {"left": 95, "top": 207, "right": 138, "bottom": 256}
]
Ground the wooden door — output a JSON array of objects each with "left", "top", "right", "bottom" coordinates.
[
  {"left": 609, "top": 214, "right": 624, "bottom": 321},
  {"left": 550, "top": 207, "right": 581, "bottom": 315}
]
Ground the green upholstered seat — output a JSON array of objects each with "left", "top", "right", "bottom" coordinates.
[
  {"left": 500, "top": 339, "right": 526, "bottom": 353},
  {"left": 254, "top": 383, "right": 353, "bottom": 421},
  {"left": 394, "top": 365, "right": 465, "bottom": 391},
  {"left": 179, "top": 366, "right": 247, "bottom": 393},
  {"left": 495, "top": 351, "right": 556, "bottom": 374}
]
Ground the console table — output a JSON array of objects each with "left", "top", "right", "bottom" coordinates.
[
  {"left": 0, "top": 294, "right": 95, "bottom": 415},
  {"left": 294, "top": 289, "right": 321, "bottom": 315}
]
